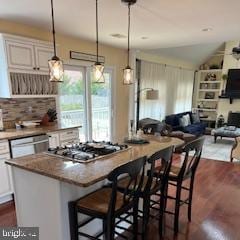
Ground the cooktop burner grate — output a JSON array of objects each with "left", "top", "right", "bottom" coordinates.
[{"left": 46, "top": 141, "right": 129, "bottom": 163}]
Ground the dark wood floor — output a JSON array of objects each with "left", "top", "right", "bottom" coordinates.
[{"left": 0, "top": 159, "right": 240, "bottom": 239}]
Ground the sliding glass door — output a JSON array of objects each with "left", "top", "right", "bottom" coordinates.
[
  {"left": 58, "top": 65, "right": 113, "bottom": 142},
  {"left": 89, "top": 70, "right": 112, "bottom": 141},
  {"left": 58, "top": 66, "right": 87, "bottom": 141}
]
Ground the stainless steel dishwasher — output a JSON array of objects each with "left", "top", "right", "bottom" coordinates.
[{"left": 10, "top": 134, "right": 49, "bottom": 158}]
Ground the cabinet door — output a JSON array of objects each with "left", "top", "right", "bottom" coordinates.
[
  {"left": 6, "top": 40, "right": 35, "bottom": 70},
  {"left": 34, "top": 45, "right": 54, "bottom": 72},
  {"left": 0, "top": 153, "right": 12, "bottom": 197},
  {"left": 48, "top": 133, "right": 60, "bottom": 149}
]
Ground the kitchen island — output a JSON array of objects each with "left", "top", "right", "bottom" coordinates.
[{"left": 6, "top": 136, "right": 183, "bottom": 240}]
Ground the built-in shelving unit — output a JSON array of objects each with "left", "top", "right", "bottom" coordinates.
[{"left": 193, "top": 69, "right": 222, "bottom": 125}]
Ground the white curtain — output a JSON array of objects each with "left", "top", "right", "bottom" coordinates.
[
  {"left": 139, "top": 61, "right": 166, "bottom": 120},
  {"left": 174, "top": 69, "right": 195, "bottom": 113},
  {"left": 139, "top": 60, "right": 194, "bottom": 121}
]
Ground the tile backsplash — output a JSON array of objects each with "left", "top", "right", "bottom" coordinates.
[{"left": 0, "top": 98, "right": 56, "bottom": 129}]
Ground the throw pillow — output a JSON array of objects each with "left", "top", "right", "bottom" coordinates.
[
  {"left": 179, "top": 116, "right": 188, "bottom": 127},
  {"left": 184, "top": 114, "right": 191, "bottom": 125},
  {"left": 192, "top": 112, "right": 200, "bottom": 124}
]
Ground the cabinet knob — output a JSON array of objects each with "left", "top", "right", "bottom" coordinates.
[
  {"left": 37, "top": 67, "right": 40, "bottom": 70},
  {"left": 33, "top": 67, "right": 36, "bottom": 70}
]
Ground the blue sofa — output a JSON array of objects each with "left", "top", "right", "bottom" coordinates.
[{"left": 165, "top": 111, "right": 207, "bottom": 136}]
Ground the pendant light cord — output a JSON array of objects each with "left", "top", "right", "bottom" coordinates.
[
  {"left": 96, "top": 0, "right": 99, "bottom": 63},
  {"left": 51, "top": 0, "right": 57, "bottom": 56},
  {"left": 127, "top": 3, "right": 131, "bottom": 66}
]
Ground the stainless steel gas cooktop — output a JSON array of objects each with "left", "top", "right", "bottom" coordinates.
[{"left": 46, "top": 141, "right": 129, "bottom": 163}]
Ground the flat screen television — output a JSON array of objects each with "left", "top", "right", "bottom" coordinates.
[{"left": 225, "top": 69, "right": 240, "bottom": 97}]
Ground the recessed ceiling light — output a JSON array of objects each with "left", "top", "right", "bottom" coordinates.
[
  {"left": 202, "top": 28, "right": 213, "bottom": 32},
  {"left": 141, "top": 37, "right": 149, "bottom": 40},
  {"left": 110, "top": 33, "right": 127, "bottom": 39}
]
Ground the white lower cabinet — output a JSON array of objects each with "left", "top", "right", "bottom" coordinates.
[{"left": 0, "top": 146, "right": 13, "bottom": 203}]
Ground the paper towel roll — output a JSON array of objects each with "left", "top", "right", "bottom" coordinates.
[{"left": 0, "top": 109, "right": 3, "bottom": 130}]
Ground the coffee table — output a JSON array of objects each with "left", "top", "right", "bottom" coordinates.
[{"left": 212, "top": 127, "right": 240, "bottom": 143}]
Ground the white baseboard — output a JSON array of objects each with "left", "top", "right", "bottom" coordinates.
[{"left": 0, "top": 194, "right": 13, "bottom": 204}]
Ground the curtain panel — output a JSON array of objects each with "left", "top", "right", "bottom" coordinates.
[{"left": 139, "top": 60, "right": 194, "bottom": 121}]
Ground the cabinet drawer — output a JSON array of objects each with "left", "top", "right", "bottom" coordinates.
[
  {"left": 0, "top": 141, "right": 9, "bottom": 154},
  {"left": 59, "top": 129, "right": 79, "bottom": 142}
]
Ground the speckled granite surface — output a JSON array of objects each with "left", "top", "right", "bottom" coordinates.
[
  {"left": 0, "top": 124, "right": 81, "bottom": 140},
  {"left": 6, "top": 137, "right": 183, "bottom": 187}
]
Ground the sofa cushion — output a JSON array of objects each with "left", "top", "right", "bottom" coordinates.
[
  {"left": 165, "top": 114, "right": 179, "bottom": 127},
  {"left": 183, "top": 123, "right": 206, "bottom": 135}
]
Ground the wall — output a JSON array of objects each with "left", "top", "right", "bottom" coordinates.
[
  {"left": 136, "top": 51, "right": 197, "bottom": 70},
  {"left": 0, "top": 20, "right": 128, "bottom": 141},
  {"left": 217, "top": 40, "right": 240, "bottom": 120},
  {"left": 0, "top": 98, "right": 56, "bottom": 128}
]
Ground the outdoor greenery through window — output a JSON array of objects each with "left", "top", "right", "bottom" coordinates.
[{"left": 59, "top": 67, "right": 112, "bottom": 142}]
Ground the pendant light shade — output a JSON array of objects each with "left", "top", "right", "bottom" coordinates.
[
  {"left": 48, "top": 0, "right": 64, "bottom": 82},
  {"left": 93, "top": 0, "right": 105, "bottom": 83},
  {"left": 123, "top": 66, "right": 134, "bottom": 85},
  {"left": 123, "top": 1, "right": 136, "bottom": 85},
  {"left": 48, "top": 56, "right": 64, "bottom": 82}
]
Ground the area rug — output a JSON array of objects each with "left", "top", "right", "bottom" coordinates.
[{"left": 201, "top": 135, "right": 234, "bottom": 162}]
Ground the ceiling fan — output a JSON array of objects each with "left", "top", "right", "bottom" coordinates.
[{"left": 212, "top": 42, "right": 240, "bottom": 61}]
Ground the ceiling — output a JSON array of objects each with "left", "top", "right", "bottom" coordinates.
[
  {"left": 145, "top": 42, "right": 225, "bottom": 65},
  {"left": 0, "top": 0, "right": 240, "bottom": 50}
]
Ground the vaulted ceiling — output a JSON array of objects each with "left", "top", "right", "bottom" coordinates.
[{"left": 0, "top": 0, "right": 239, "bottom": 50}]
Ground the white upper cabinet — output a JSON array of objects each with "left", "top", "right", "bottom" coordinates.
[
  {"left": 34, "top": 45, "right": 54, "bottom": 72},
  {"left": 6, "top": 40, "right": 35, "bottom": 70},
  {"left": 0, "top": 34, "right": 58, "bottom": 98}
]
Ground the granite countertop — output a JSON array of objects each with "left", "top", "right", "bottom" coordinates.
[
  {"left": 0, "top": 124, "right": 81, "bottom": 141},
  {"left": 6, "top": 136, "right": 184, "bottom": 187}
]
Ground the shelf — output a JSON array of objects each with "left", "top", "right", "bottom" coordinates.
[
  {"left": 198, "top": 69, "right": 222, "bottom": 73},
  {"left": 200, "top": 118, "right": 216, "bottom": 121},
  {"left": 193, "top": 108, "right": 217, "bottom": 112},
  {"left": 197, "top": 99, "right": 218, "bottom": 102},
  {"left": 199, "top": 89, "right": 220, "bottom": 92},
  {"left": 11, "top": 95, "right": 58, "bottom": 98},
  {"left": 199, "top": 81, "right": 221, "bottom": 84}
]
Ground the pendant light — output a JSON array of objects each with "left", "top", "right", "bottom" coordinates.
[
  {"left": 93, "top": 0, "right": 105, "bottom": 83},
  {"left": 122, "top": 0, "right": 136, "bottom": 85},
  {"left": 48, "top": 0, "right": 64, "bottom": 82}
]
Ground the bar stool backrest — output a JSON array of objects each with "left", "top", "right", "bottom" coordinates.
[
  {"left": 107, "top": 156, "right": 147, "bottom": 217},
  {"left": 145, "top": 146, "right": 174, "bottom": 194},
  {"left": 179, "top": 137, "right": 205, "bottom": 178}
]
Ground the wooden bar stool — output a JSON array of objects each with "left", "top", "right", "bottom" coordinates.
[
  {"left": 68, "top": 156, "right": 146, "bottom": 240},
  {"left": 118, "top": 146, "right": 174, "bottom": 239},
  {"left": 161, "top": 137, "right": 205, "bottom": 234}
]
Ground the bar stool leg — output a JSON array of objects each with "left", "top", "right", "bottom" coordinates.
[
  {"left": 159, "top": 185, "right": 168, "bottom": 238},
  {"left": 188, "top": 176, "right": 195, "bottom": 222},
  {"left": 104, "top": 217, "right": 115, "bottom": 240},
  {"left": 142, "top": 196, "right": 150, "bottom": 240},
  {"left": 174, "top": 182, "right": 182, "bottom": 234},
  {"left": 68, "top": 201, "right": 78, "bottom": 240},
  {"left": 133, "top": 200, "right": 139, "bottom": 240}
]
